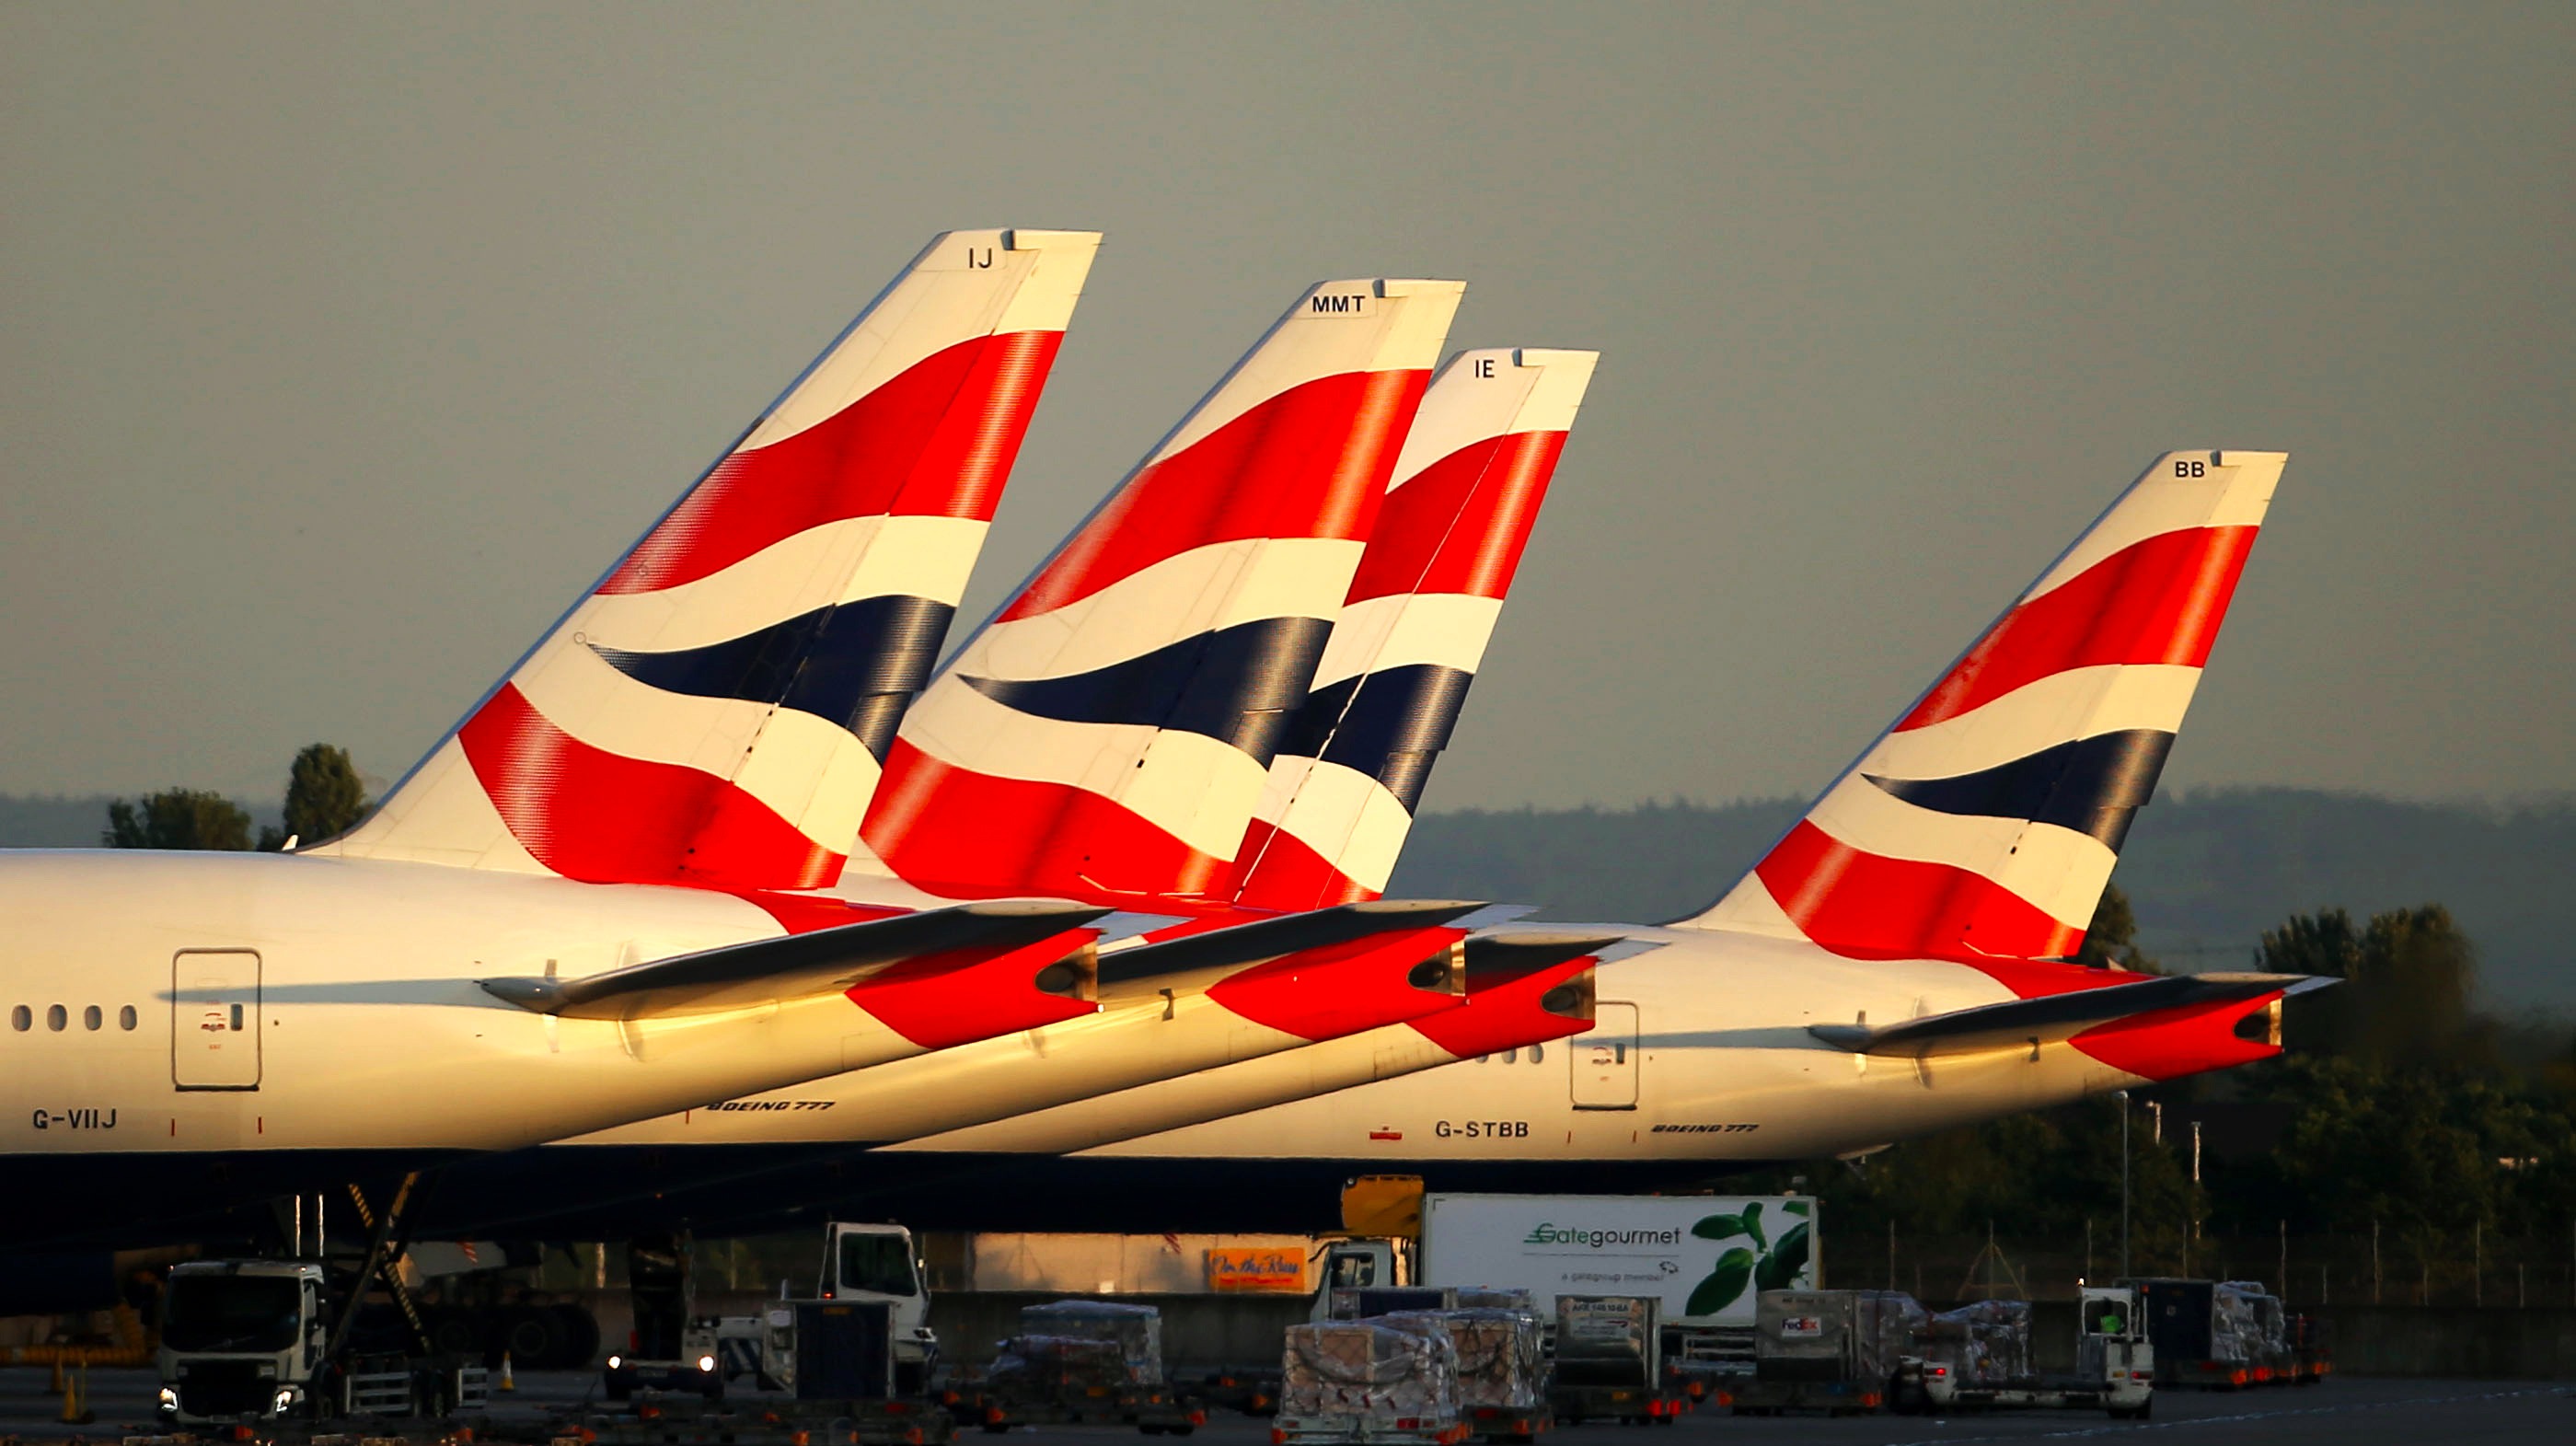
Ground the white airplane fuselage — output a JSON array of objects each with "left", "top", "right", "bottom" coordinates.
[{"left": 0, "top": 849, "right": 978, "bottom": 1240}]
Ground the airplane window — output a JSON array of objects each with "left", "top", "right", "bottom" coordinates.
[
  {"left": 84, "top": 1005, "right": 101, "bottom": 1031},
  {"left": 47, "top": 1004, "right": 67, "bottom": 1031},
  {"left": 1501, "top": 1048, "right": 1518, "bottom": 1063},
  {"left": 1529, "top": 1044, "right": 1544, "bottom": 1064},
  {"left": 8, "top": 1005, "right": 26, "bottom": 1031},
  {"left": 121, "top": 1005, "right": 137, "bottom": 1030}
]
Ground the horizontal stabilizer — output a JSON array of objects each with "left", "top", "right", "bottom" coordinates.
[
  {"left": 1461, "top": 931, "right": 1632, "bottom": 983},
  {"left": 1095, "top": 898, "right": 1485, "bottom": 986},
  {"left": 482, "top": 900, "right": 1109, "bottom": 1018},
  {"left": 1808, "top": 971, "right": 2328, "bottom": 1058}
]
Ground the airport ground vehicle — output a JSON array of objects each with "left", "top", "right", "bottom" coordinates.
[
  {"left": 817, "top": 1222, "right": 941, "bottom": 1394},
  {"left": 1548, "top": 1296, "right": 1688, "bottom": 1426},
  {"left": 957, "top": 1301, "right": 1203, "bottom": 1435},
  {"left": 1312, "top": 1190, "right": 1806, "bottom": 1382},
  {"left": 2287, "top": 1311, "right": 2334, "bottom": 1382},
  {"left": 2129, "top": 1278, "right": 2293, "bottom": 1388},
  {"left": 590, "top": 1300, "right": 955, "bottom": 1446},
  {"left": 1890, "top": 1287, "right": 2154, "bottom": 1417},
  {"left": 156, "top": 1259, "right": 486, "bottom": 1426},
  {"left": 1725, "top": 1289, "right": 1919, "bottom": 1417},
  {"left": 604, "top": 1221, "right": 934, "bottom": 1402}
]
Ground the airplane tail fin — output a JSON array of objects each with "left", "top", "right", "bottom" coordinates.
[
  {"left": 1228, "top": 347, "right": 1597, "bottom": 911},
  {"left": 329, "top": 229, "right": 1101, "bottom": 889},
  {"left": 1677, "top": 450, "right": 2287, "bottom": 963},
  {"left": 859, "top": 280, "right": 1466, "bottom": 902}
]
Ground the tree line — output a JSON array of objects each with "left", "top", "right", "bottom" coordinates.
[
  {"left": 1739, "top": 886, "right": 2576, "bottom": 1298},
  {"left": 104, "top": 743, "right": 370, "bottom": 851}
]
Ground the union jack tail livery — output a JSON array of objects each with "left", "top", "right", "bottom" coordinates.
[
  {"left": 1681, "top": 449, "right": 2288, "bottom": 963},
  {"left": 859, "top": 279, "right": 1467, "bottom": 903},
  {"left": 329, "top": 228, "right": 1102, "bottom": 888},
  {"left": 1230, "top": 347, "right": 1598, "bottom": 911}
]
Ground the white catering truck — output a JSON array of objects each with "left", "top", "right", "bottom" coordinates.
[{"left": 1314, "top": 1193, "right": 1819, "bottom": 1377}]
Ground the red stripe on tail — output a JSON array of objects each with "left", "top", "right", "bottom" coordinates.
[
  {"left": 1754, "top": 819, "right": 2084, "bottom": 964},
  {"left": 457, "top": 684, "right": 842, "bottom": 890},
  {"left": 600, "top": 330, "right": 1063, "bottom": 596},
  {"left": 997, "top": 369, "right": 1427, "bottom": 621},
  {"left": 1896, "top": 526, "right": 2258, "bottom": 732},
  {"left": 1348, "top": 431, "right": 1567, "bottom": 605},
  {"left": 861, "top": 738, "right": 1233, "bottom": 903},
  {"left": 1230, "top": 817, "right": 1371, "bottom": 913}
]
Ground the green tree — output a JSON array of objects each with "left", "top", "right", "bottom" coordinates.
[
  {"left": 2266, "top": 905, "right": 2486, "bottom": 1068},
  {"left": 103, "top": 789, "right": 254, "bottom": 850},
  {"left": 256, "top": 743, "right": 369, "bottom": 850},
  {"left": 2077, "top": 884, "right": 2162, "bottom": 973}
]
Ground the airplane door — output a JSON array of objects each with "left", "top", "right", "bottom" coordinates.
[
  {"left": 172, "top": 950, "right": 261, "bottom": 1090},
  {"left": 1570, "top": 1001, "right": 1638, "bottom": 1109}
]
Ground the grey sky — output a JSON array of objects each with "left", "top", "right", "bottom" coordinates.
[{"left": 3, "top": 4, "right": 2569, "bottom": 814}]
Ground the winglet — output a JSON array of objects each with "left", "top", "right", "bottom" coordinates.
[
  {"left": 479, "top": 899, "right": 1108, "bottom": 1018},
  {"left": 1807, "top": 971, "right": 2324, "bottom": 1057},
  {"left": 1094, "top": 898, "right": 1485, "bottom": 986}
]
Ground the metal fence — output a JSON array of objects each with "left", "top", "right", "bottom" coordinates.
[{"left": 1860, "top": 1223, "right": 2576, "bottom": 1309}]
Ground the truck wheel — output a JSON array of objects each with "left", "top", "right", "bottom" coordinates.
[
  {"left": 427, "top": 1308, "right": 482, "bottom": 1359},
  {"left": 548, "top": 1303, "right": 603, "bottom": 1370},
  {"left": 502, "top": 1308, "right": 561, "bottom": 1370}
]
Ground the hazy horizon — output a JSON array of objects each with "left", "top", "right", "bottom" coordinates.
[{"left": 6, "top": 5, "right": 2570, "bottom": 811}]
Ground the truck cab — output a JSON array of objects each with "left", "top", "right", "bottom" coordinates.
[
  {"left": 2077, "top": 1286, "right": 2155, "bottom": 1418},
  {"left": 815, "top": 1221, "right": 937, "bottom": 1392},
  {"left": 156, "top": 1260, "right": 326, "bottom": 1425},
  {"left": 1310, "top": 1239, "right": 1402, "bottom": 1322}
]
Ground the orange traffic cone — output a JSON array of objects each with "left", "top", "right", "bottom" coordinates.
[
  {"left": 499, "top": 1351, "right": 516, "bottom": 1392},
  {"left": 61, "top": 1360, "right": 98, "bottom": 1425}
]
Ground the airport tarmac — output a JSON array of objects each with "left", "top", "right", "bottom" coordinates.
[{"left": 1, "top": 1371, "right": 2566, "bottom": 1444}]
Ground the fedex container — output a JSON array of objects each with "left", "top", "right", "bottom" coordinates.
[{"left": 1417, "top": 1194, "right": 1819, "bottom": 1326}]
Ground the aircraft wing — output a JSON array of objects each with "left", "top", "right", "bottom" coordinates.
[
  {"left": 1093, "top": 899, "right": 1490, "bottom": 987},
  {"left": 480, "top": 900, "right": 1109, "bottom": 1019},
  {"left": 1807, "top": 971, "right": 2332, "bottom": 1058},
  {"left": 1461, "top": 931, "right": 1634, "bottom": 982}
]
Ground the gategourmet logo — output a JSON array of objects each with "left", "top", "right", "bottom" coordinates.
[{"left": 1521, "top": 1223, "right": 1685, "bottom": 1249}]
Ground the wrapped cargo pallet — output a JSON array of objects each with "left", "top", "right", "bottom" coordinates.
[
  {"left": 1016, "top": 1300, "right": 1164, "bottom": 1385},
  {"left": 1385, "top": 1311, "right": 1544, "bottom": 1414},
  {"left": 1281, "top": 1319, "right": 1461, "bottom": 1424},
  {"left": 988, "top": 1335, "right": 1130, "bottom": 1393},
  {"left": 2212, "top": 1283, "right": 2285, "bottom": 1371},
  {"left": 1452, "top": 1287, "right": 1537, "bottom": 1313},
  {"left": 1920, "top": 1300, "right": 2032, "bottom": 1384}
]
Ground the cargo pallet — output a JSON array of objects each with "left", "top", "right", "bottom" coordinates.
[
  {"left": 1546, "top": 1384, "right": 1689, "bottom": 1426},
  {"left": 966, "top": 1385, "right": 1204, "bottom": 1435}
]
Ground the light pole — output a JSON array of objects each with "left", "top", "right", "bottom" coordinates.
[{"left": 2117, "top": 1090, "right": 2131, "bottom": 1279}]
